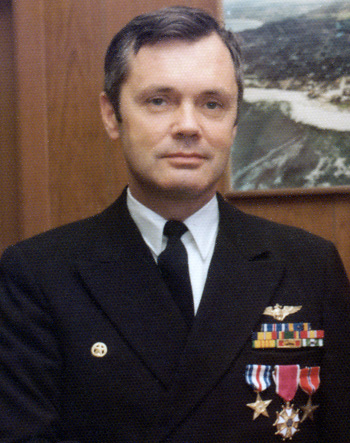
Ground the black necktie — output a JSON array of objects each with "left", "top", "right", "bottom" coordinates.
[{"left": 158, "top": 220, "right": 194, "bottom": 327}]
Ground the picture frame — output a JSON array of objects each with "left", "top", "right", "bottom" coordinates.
[{"left": 224, "top": 0, "right": 350, "bottom": 193}]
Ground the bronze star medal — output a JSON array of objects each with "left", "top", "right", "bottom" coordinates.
[
  {"left": 247, "top": 392, "right": 272, "bottom": 420},
  {"left": 300, "top": 396, "right": 319, "bottom": 422},
  {"left": 274, "top": 402, "right": 300, "bottom": 440},
  {"left": 299, "top": 367, "right": 320, "bottom": 423}
]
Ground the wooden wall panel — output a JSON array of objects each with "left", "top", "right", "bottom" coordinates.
[
  {"left": 12, "top": 0, "right": 51, "bottom": 238},
  {"left": 0, "top": 0, "right": 20, "bottom": 251},
  {"left": 44, "top": 0, "right": 222, "bottom": 228},
  {"left": 229, "top": 196, "right": 334, "bottom": 241},
  {"left": 44, "top": 0, "right": 116, "bottom": 226},
  {"left": 227, "top": 189, "right": 350, "bottom": 278},
  {"left": 10, "top": 0, "right": 223, "bottom": 243},
  {"left": 104, "top": 0, "right": 221, "bottom": 33},
  {"left": 334, "top": 197, "right": 350, "bottom": 277}
]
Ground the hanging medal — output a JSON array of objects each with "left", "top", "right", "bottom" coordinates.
[
  {"left": 299, "top": 366, "right": 320, "bottom": 422},
  {"left": 245, "top": 365, "right": 273, "bottom": 420},
  {"left": 273, "top": 365, "right": 300, "bottom": 440}
]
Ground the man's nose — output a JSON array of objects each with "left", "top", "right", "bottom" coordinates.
[{"left": 171, "top": 103, "right": 201, "bottom": 140}]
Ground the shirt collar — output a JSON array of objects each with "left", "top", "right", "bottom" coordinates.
[
  {"left": 183, "top": 196, "right": 219, "bottom": 260},
  {"left": 126, "top": 188, "right": 219, "bottom": 260}
]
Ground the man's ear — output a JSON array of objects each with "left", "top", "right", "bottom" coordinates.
[
  {"left": 99, "top": 92, "right": 120, "bottom": 140},
  {"left": 231, "top": 124, "right": 238, "bottom": 143}
]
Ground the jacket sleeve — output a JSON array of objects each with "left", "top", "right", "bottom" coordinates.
[
  {"left": 0, "top": 245, "right": 76, "bottom": 442},
  {"left": 318, "top": 243, "right": 350, "bottom": 442}
]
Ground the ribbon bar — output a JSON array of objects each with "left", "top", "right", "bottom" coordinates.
[{"left": 261, "top": 323, "right": 311, "bottom": 332}]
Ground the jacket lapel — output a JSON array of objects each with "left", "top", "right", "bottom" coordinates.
[
  {"left": 71, "top": 191, "right": 287, "bottom": 440},
  {"left": 152, "top": 196, "right": 286, "bottom": 441},
  {"left": 74, "top": 191, "right": 189, "bottom": 388}
]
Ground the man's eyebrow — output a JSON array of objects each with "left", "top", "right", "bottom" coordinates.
[
  {"left": 201, "top": 89, "right": 235, "bottom": 98},
  {"left": 134, "top": 86, "right": 236, "bottom": 102},
  {"left": 135, "top": 86, "right": 174, "bottom": 99}
]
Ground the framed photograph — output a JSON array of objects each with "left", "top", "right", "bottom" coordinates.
[{"left": 224, "top": 0, "right": 350, "bottom": 192}]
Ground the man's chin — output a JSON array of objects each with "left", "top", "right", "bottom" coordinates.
[
  {"left": 130, "top": 174, "right": 219, "bottom": 204},
  {"left": 156, "top": 182, "right": 216, "bottom": 201}
]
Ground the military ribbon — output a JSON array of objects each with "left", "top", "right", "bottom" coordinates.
[
  {"left": 299, "top": 367, "right": 320, "bottom": 422},
  {"left": 246, "top": 364, "right": 272, "bottom": 392},
  {"left": 273, "top": 365, "right": 300, "bottom": 402},
  {"left": 273, "top": 365, "right": 300, "bottom": 440},
  {"left": 245, "top": 365, "right": 273, "bottom": 420},
  {"left": 299, "top": 366, "right": 320, "bottom": 396}
]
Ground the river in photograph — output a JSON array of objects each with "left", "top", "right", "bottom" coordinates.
[
  {"left": 231, "top": 91, "right": 350, "bottom": 190},
  {"left": 225, "top": 18, "right": 264, "bottom": 32}
]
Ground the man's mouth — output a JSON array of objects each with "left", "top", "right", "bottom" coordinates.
[
  {"left": 166, "top": 152, "right": 206, "bottom": 159},
  {"left": 162, "top": 152, "right": 208, "bottom": 168}
]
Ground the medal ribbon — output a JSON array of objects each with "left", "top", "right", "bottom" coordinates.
[
  {"left": 245, "top": 365, "right": 272, "bottom": 392},
  {"left": 299, "top": 366, "right": 320, "bottom": 396},
  {"left": 273, "top": 365, "right": 300, "bottom": 402}
]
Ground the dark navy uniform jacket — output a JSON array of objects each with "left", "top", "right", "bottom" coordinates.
[{"left": 0, "top": 190, "right": 349, "bottom": 442}]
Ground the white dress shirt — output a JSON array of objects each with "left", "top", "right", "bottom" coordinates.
[{"left": 126, "top": 188, "right": 219, "bottom": 314}]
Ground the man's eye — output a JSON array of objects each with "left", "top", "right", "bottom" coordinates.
[
  {"left": 149, "top": 98, "right": 165, "bottom": 106},
  {"left": 206, "top": 101, "right": 221, "bottom": 110}
]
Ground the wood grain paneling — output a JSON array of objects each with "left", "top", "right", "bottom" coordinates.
[
  {"left": 12, "top": 0, "right": 51, "bottom": 238},
  {"left": 104, "top": 0, "right": 221, "bottom": 34},
  {"left": 227, "top": 188, "right": 350, "bottom": 278},
  {"left": 44, "top": 0, "right": 116, "bottom": 226},
  {"left": 334, "top": 197, "right": 350, "bottom": 277},
  {"left": 44, "top": 0, "right": 223, "bottom": 227},
  {"left": 9, "top": 0, "right": 224, "bottom": 243},
  {"left": 0, "top": 0, "right": 19, "bottom": 251}
]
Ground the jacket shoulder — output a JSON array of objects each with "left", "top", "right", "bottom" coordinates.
[{"left": 1, "top": 193, "right": 128, "bottom": 262}]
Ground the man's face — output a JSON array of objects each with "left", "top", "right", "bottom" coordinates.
[{"left": 104, "top": 33, "right": 238, "bottom": 206}]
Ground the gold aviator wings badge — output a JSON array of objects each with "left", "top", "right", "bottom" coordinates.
[{"left": 263, "top": 304, "right": 302, "bottom": 321}]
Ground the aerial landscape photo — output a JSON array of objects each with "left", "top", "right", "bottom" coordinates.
[{"left": 225, "top": 0, "right": 350, "bottom": 190}]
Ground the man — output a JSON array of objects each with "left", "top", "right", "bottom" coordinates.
[{"left": 0, "top": 6, "right": 349, "bottom": 442}]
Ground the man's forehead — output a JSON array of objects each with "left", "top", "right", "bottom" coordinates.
[
  {"left": 125, "top": 34, "right": 236, "bottom": 86},
  {"left": 132, "top": 33, "right": 228, "bottom": 59}
]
